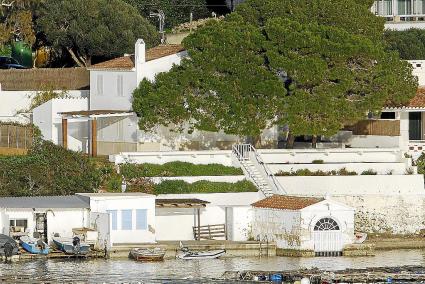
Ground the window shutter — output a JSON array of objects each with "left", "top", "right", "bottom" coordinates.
[
  {"left": 107, "top": 210, "right": 117, "bottom": 230},
  {"left": 121, "top": 209, "right": 133, "bottom": 230},
  {"left": 117, "top": 75, "right": 123, "bottom": 97},
  {"left": 97, "top": 75, "right": 104, "bottom": 96},
  {"left": 136, "top": 209, "right": 147, "bottom": 230}
]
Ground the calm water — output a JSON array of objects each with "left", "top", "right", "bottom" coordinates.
[{"left": 1, "top": 249, "right": 425, "bottom": 283}]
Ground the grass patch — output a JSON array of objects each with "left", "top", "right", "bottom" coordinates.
[
  {"left": 121, "top": 161, "right": 243, "bottom": 178},
  {"left": 152, "top": 180, "right": 257, "bottom": 194},
  {"left": 276, "top": 168, "right": 358, "bottom": 176}
]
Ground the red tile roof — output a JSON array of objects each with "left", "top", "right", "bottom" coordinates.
[
  {"left": 252, "top": 195, "right": 323, "bottom": 210},
  {"left": 405, "top": 88, "right": 425, "bottom": 108},
  {"left": 90, "top": 44, "right": 185, "bottom": 70}
]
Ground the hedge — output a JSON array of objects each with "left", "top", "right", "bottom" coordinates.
[
  {"left": 152, "top": 179, "right": 257, "bottom": 194},
  {"left": 120, "top": 161, "right": 243, "bottom": 178}
]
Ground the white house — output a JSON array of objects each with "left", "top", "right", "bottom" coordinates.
[
  {"left": 0, "top": 196, "right": 90, "bottom": 244},
  {"left": 79, "top": 193, "right": 156, "bottom": 246},
  {"left": 0, "top": 193, "right": 156, "bottom": 249},
  {"left": 251, "top": 195, "right": 355, "bottom": 256}
]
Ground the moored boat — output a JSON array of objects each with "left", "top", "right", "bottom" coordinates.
[
  {"left": 53, "top": 236, "right": 90, "bottom": 255},
  {"left": 176, "top": 247, "right": 226, "bottom": 260},
  {"left": 130, "top": 248, "right": 166, "bottom": 261},
  {"left": 20, "top": 236, "right": 49, "bottom": 255},
  {"left": 0, "top": 234, "right": 19, "bottom": 257}
]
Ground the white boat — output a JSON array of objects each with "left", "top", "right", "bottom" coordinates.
[{"left": 176, "top": 246, "right": 226, "bottom": 260}]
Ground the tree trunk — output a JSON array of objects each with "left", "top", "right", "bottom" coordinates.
[
  {"left": 312, "top": 135, "right": 318, "bottom": 149},
  {"left": 67, "top": 48, "right": 86, "bottom": 67},
  {"left": 253, "top": 135, "right": 262, "bottom": 148},
  {"left": 286, "top": 133, "right": 295, "bottom": 149}
]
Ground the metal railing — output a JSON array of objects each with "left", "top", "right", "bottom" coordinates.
[{"left": 232, "top": 144, "right": 286, "bottom": 195}]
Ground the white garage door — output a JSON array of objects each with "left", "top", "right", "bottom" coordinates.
[{"left": 313, "top": 217, "right": 343, "bottom": 256}]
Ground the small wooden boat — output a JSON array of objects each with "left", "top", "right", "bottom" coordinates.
[
  {"left": 130, "top": 248, "right": 166, "bottom": 261},
  {"left": 0, "top": 234, "right": 19, "bottom": 257},
  {"left": 53, "top": 236, "right": 90, "bottom": 255},
  {"left": 354, "top": 232, "right": 368, "bottom": 244},
  {"left": 176, "top": 247, "right": 226, "bottom": 260},
  {"left": 20, "top": 236, "right": 49, "bottom": 255}
]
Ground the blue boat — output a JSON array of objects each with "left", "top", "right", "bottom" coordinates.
[
  {"left": 20, "top": 236, "right": 49, "bottom": 255},
  {"left": 53, "top": 236, "right": 90, "bottom": 255}
]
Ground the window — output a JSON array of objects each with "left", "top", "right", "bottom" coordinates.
[
  {"left": 314, "top": 218, "right": 340, "bottom": 231},
  {"left": 380, "top": 112, "right": 396, "bottom": 119},
  {"left": 9, "top": 219, "right": 28, "bottom": 232},
  {"left": 117, "top": 75, "right": 124, "bottom": 97},
  {"left": 97, "top": 74, "right": 104, "bottom": 96},
  {"left": 107, "top": 210, "right": 117, "bottom": 230},
  {"left": 121, "top": 210, "right": 132, "bottom": 230},
  {"left": 136, "top": 209, "right": 147, "bottom": 230}
]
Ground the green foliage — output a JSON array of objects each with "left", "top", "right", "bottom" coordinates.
[
  {"left": 384, "top": 29, "right": 425, "bottom": 60},
  {"left": 0, "top": 0, "right": 41, "bottom": 46},
  {"left": 276, "top": 168, "right": 357, "bottom": 176},
  {"left": 312, "top": 160, "right": 324, "bottom": 164},
  {"left": 0, "top": 45, "right": 11, "bottom": 56},
  {"left": 360, "top": 169, "right": 377, "bottom": 175},
  {"left": 121, "top": 161, "right": 243, "bottom": 177},
  {"left": 153, "top": 179, "right": 257, "bottom": 194},
  {"left": 0, "top": 140, "right": 100, "bottom": 196},
  {"left": 133, "top": 0, "right": 417, "bottom": 138},
  {"left": 416, "top": 153, "right": 425, "bottom": 175},
  {"left": 37, "top": 0, "right": 160, "bottom": 67},
  {"left": 123, "top": 0, "right": 210, "bottom": 29}
]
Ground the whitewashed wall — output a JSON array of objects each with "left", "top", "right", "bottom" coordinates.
[
  {"left": 252, "top": 201, "right": 354, "bottom": 251},
  {"left": 276, "top": 175, "right": 424, "bottom": 195},
  {"left": 86, "top": 195, "right": 156, "bottom": 244},
  {"left": 334, "top": 194, "right": 425, "bottom": 234},
  {"left": 89, "top": 70, "right": 136, "bottom": 111},
  {"left": 226, "top": 206, "right": 253, "bottom": 241},
  {"left": 33, "top": 98, "right": 89, "bottom": 152},
  {"left": 0, "top": 90, "right": 88, "bottom": 123},
  {"left": 112, "top": 150, "right": 235, "bottom": 166},
  {"left": 409, "top": 60, "right": 425, "bottom": 87},
  {"left": 3, "top": 208, "right": 89, "bottom": 244},
  {"left": 155, "top": 192, "right": 261, "bottom": 241}
]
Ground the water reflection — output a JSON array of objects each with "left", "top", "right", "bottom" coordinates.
[{"left": 0, "top": 249, "right": 424, "bottom": 283}]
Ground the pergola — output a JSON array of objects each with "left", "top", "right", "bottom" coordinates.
[
  {"left": 59, "top": 110, "right": 134, "bottom": 157},
  {"left": 155, "top": 198, "right": 210, "bottom": 241}
]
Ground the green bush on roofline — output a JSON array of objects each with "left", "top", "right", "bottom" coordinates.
[
  {"left": 152, "top": 179, "right": 257, "bottom": 194},
  {"left": 120, "top": 161, "right": 243, "bottom": 178}
]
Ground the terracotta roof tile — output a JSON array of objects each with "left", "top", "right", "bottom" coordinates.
[
  {"left": 90, "top": 55, "right": 135, "bottom": 70},
  {"left": 406, "top": 88, "right": 425, "bottom": 108},
  {"left": 146, "top": 44, "right": 185, "bottom": 61},
  {"left": 90, "top": 44, "right": 185, "bottom": 70},
  {"left": 252, "top": 195, "right": 323, "bottom": 210}
]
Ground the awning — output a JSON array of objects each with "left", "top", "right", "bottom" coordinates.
[
  {"left": 155, "top": 198, "right": 210, "bottom": 208},
  {"left": 59, "top": 110, "right": 134, "bottom": 119}
]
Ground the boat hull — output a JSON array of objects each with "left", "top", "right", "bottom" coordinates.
[
  {"left": 176, "top": 249, "right": 226, "bottom": 260},
  {"left": 21, "top": 240, "right": 49, "bottom": 255},
  {"left": 0, "top": 234, "right": 19, "bottom": 256},
  {"left": 53, "top": 238, "right": 90, "bottom": 255},
  {"left": 130, "top": 249, "right": 165, "bottom": 262}
]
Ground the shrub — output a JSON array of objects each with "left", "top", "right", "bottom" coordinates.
[
  {"left": 275, "top": 168, "right": 357, "bottom": 176},
  {"left": 312, "top": 159, "right": 324, "bottom": 164},
  {"left": 153, "top": 180, "right": 257, "bottom": 194},
  {"left": 0, "top": 140, "right": 101, "bottom": 196},
  {"left": 120, "top": 162, "right": 243, "bottom": 178},
  {"left": 416, "top": 153, "right": 425, "bottom": 175},
  {"left": 360, "top": 169, "right": 377, "bottom": 175}
]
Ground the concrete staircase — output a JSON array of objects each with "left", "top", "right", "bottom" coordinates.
[{"left": 232, "top": 144, "right": 285, "bottom": 197}]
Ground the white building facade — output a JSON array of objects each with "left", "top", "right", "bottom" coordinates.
[{"left": 252, "top": 195, "right": 355, "bottom": 255}]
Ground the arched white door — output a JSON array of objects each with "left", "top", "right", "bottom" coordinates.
[{"left": 313, "top": 217, "right": 343, "bottom": 256}]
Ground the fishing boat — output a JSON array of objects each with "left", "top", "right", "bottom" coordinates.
[
  {"left": 0, "top": 234, "right": 19, "bottom": 257},
  {"left": 130, "top": 248, "right": 166, "bottom": 261},
  {"left": 53, "top": 236, "right": 90, "bottom": 255},
  {"left": 176, "top": 245, "right": 226, "bottom": 260},
  {"left": 20, "top": 236, "right": 49, "bottom": 255}
]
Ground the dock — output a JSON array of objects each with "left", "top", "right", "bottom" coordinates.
[
  {"left": 1, "top": 248, "right": 107, "bottom": 261},
  {"left": 222, "top": 266, "right": 425, "bottom": 283}
]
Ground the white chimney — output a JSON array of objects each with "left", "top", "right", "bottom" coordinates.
[{"left": 135, "top": 38, "right": 146, "bottom": 71}]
